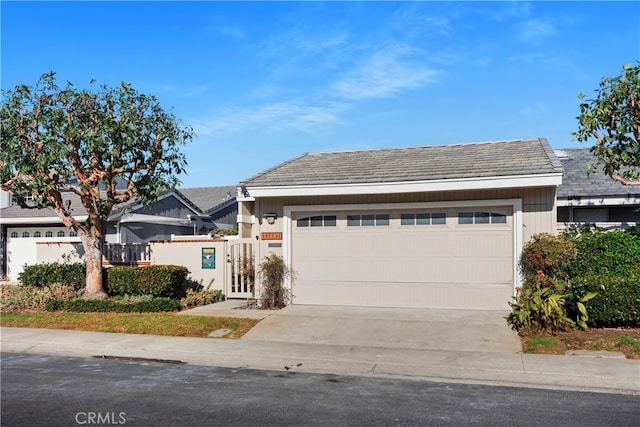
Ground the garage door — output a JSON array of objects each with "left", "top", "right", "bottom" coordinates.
[{"left": 291, "top": 206, "right": 514, "bottom": 309}]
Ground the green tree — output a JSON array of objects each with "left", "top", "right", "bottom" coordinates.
[
  {"left": 0, "top": 73, "right": 194, "bottom": 299},
  {"left": 573, "top": 63, "right": 640, "bottom": 186}
]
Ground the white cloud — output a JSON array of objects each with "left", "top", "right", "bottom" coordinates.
[
  {"left": 332, "top": 45, "right": 439, "bottom": 100},
  {"left": 518, "top": 19, "right": 557, "bottom": 44},
  {"left": 191, "top": 101, "right": 349, "bottom": 137},
  {"left": 217, "top": 25, "right": 244, "bottom": 39},
  {"left": 519, "top": 102, "right": 548, "bottom": 117}
]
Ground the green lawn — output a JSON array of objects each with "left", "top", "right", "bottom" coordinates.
[{"left": 0, "top": 312, "right": 259, "bottom": 339}]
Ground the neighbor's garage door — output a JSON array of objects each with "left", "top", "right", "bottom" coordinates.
[{"left": 291, "top": 206, "right": 514, "bottom": 309}]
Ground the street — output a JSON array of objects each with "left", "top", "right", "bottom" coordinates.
[{"left": 1, "top": 352, "right": 638, "bottom": 426}]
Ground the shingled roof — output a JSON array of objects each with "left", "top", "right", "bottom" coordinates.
[
  {"left": 240, "top": 138, "right": 563, "bottom": 187},
  {"left": 0, "top": 192, "right": 85, "bottom": 220},
  {"left": 176, "top": 186, "right": 236, "bottom": 214},
  {"left": 556, "top": 148, "right": 640, "bottom": 199},
  {"left": 0, "top": 186, "right": 236, "bottom": 220}
]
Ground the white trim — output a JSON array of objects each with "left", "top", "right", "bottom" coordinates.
[
  {"left": 557, "top": 196, "right": 640, "bottom": 207},
  {"left": 236, "top": 214, "right": 255, "bottom": 224},
  {"left": 0, "top": 215, "right": 87, "bottom": 225},
  {"left": 119, "top": 213, "right": 191, "bottom": 226},
  {"left": 246, "top": 174, "right": 562, "bottom": 198},
  {"left": 282, "top": 198, "right": 524, "bottom": 297}
]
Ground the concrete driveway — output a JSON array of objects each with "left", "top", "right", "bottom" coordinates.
[{"left": 241, "top": 305, "right": 522, "bottom": 353}]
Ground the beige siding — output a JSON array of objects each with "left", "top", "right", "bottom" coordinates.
[{"left": 252, "top": 187, "right": 556, "bottom": 237}]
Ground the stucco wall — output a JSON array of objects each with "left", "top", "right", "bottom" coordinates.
[
  {"left": 6, "top": 236, "right": 82, "bottom": 281},
  {"left": 149, "top": 239, "right": 227, "bottom": 291}
]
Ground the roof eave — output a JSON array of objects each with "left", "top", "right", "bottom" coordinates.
[
  {"left": 557, "top": 195, "right": 640, "bottom": 207},
  {"left": 0, "top": 215, "right": 88, "bottom": 225},
  {"left": 240, "top": 173, "right": 564, "bottom": 199}
]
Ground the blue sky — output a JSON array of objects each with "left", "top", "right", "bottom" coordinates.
[{"left": 2, "top": 1, "right": 639, "bottom": 188}]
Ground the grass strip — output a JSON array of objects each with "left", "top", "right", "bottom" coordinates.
[{"left": 0, "top": 312, "right": 259, "bottom": 339}]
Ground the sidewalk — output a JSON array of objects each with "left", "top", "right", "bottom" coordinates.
[{"left": 2, "top": 323, "right": 638, "bottom": 395}]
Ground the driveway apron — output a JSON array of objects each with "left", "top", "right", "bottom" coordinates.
[{"left": 241, "top": 305, "right": 522, "bottom": 353}]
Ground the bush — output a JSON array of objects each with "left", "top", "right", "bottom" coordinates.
[
  {"left": 19, "top": 263, "right": 86, "bottom": 291},
  {"left": 0, "top": 283, "right": 81, "bottom": 313},
  {"left": 105, "top": 265, "right": 189, "bottom": 299},
  {"left": 519, "top": 233, "right": 577, "bottom": 279},
  {"left": 572, "top": 270, "right": 640, "bottom": 327},
  {"left": 507, "top": 273, "right": 577, "bottom": 334},
  {"left": 45, "top": 297, "right": 180, "bottom": 313},
  {"left": 180, "top": 289, "right": 225, "bottom": 308},
  {"left": 566, "top": 229, "right": 640, "bottom": 277},
  {"left": 258, "top": 254, "right": 292, "bottom": 309}
]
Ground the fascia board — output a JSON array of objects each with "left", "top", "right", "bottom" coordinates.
[
  {"left": 557, "top": 196, "right": 640, "bottom": 207},
  {"left": 245, "top": 173, "right": 563, "bottom": 198},
  {"left": 0, "top": 215, "right": 88, "bottom": 225}
]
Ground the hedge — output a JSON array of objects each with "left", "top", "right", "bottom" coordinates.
[
  {"left": 572, "top": 269, "right": 640, "bottom": 327},
  {"left": 45, "top": 297, "right": 180, "bottom": 313},
  {"left": 105, "top": 265, "right": 189, "bottom": 299},
  {"left": 19, "top": 263, "right": 87, "bottom": 291},
  {"left": 566, "top": 229, "right": 640, "bottom": 277}
]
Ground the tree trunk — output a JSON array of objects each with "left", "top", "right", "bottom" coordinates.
[{"left": 81, "top": 230, "right": 108, "bottom": 300}]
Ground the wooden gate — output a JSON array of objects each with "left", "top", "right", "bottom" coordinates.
[{"left": 226, "top": 239, "right": 254, "bottom": 299}]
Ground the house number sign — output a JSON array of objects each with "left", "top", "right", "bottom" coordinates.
[{"left": 261, "top": 232, "right": 282, "bottom": 240}]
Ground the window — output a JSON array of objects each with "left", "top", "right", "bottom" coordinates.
[
  {"left": 297, "top": 215, "right": 337, "bottom": 227},
  {"left": 57, "top": 231, "right": 65, "bottom": 237},
  {"left": 69, "top": 231, "right": 77, "bottom": 237},
  {"left": 401, "top": 212, "right": 446, "bottom": 226},
  {"left": 347, "top": 214, "right": 389, "bottom": 227},
  {"left": 10, "top": 232, "right": 18, "bottom": 238},
  {"left": 458, "top": 211, "right": 507, "bottom": 224},
  {"left": 33, "top": 231, "right": 41, "bottom": 238},
  {"left": 574, "top": 208, "right": 608, "bottom": 223},
  {"left": 45, "top": 231, "right": 53, "bottom": 237},
  {"left": 22, "top": 231, "right": 30, "bottom": 238}
]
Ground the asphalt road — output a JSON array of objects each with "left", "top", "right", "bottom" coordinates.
[{"left": 1, "top": 352, "right": 638, "bottom": 426}]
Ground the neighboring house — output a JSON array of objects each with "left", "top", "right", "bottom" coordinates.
[
  {"left": 237, "top": 138, "right": 563, "bottom": 310},
  {"left": 0, "top": 186, "right": 237, "bottom": 281},
  {"left": 556, "top": 148, "right": 640, "bottom": 230}
]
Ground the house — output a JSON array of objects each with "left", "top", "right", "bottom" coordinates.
[
  {"left": 555, "top": 148, "right": 640, "bottom": 230},
  {"left": 0, "top": 186, "right": 237, "bottom": 281},
  {"left": 237, "top": 138, "right": 563, "bottom": 310}
]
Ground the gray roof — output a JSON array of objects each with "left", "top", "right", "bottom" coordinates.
[
  {"left": 0, "top": 186, "right": 236, "bottom": 220},
  {"left": 240, "top": 138, "right": 563, "bottom": 187},
  {"left": 556, "top": 148, "right": 640, "bottom": 199},
  {"left": 0, "top": 192, "right": 83, "bottom": 220},
  {"left": 176, "top": 186, "right": 236, "bottom": 213}
]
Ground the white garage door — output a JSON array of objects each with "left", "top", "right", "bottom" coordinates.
[{"left": 291, "top": 206, "right": 514, "bottom": 309}]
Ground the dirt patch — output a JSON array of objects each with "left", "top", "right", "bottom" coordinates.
[{"left": 522, "top": 327, "right": 640, "bottom": 359}]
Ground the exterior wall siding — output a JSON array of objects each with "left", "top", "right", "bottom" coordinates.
[{"left": 249, "top": 187, "right": 557, "bottom": 260}]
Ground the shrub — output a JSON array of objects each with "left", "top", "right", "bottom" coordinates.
[
  {"left": 19, "top": 262, "right": 86, "bottom": 291},
  {"left": 507, "top": 272, "right": 577, "bottom": 334},
  {"left": 180, "top": 289, "right": 225, "bottom": 308},
  {"left": 566, "top": 229, "right": 640, "bottom": 277},
  {"left": 45, "top": 297, "right": 180, "bottom": 313},
  {"left": 105, "top": 265, "right": 189, "bottom": 299},
  {"left": 0, "top": 283, "right": 81, "bottom": 313},
  {"left": 572, "top": 270, "right": 640, "bottom": 327},
  {"left": 519, "top": 233, "right": 577, "bottom": 279},
  {"left": 258, "top": 254, "right": 292, "bottom": 309}
]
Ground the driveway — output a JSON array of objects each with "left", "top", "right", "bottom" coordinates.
[{"left": 241, "top": 305, "right": 522, "bottom": 353}]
